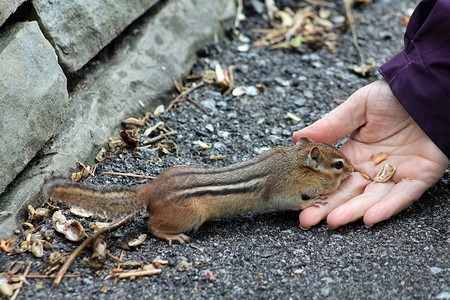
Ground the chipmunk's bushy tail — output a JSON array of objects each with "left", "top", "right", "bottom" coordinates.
[{"left": 48, "top": 182, "right": 146, "bottom": 215}]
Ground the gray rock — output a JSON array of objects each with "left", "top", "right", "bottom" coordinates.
[
  {"left": 32, "top": 0, "right": 159, "bottom": 73},
  {"left": 0, "top": 21, "right": 68, "bottom": 195},
  {"left": 0, "top": 0, "right": 235, "bottom": 239},
  {"left": 0, "top": 0, "right": 25, "bottom": 26}
]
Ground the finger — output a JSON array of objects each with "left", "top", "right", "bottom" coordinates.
[
  {"left": 326, "top": 181, "right": 396, "bottom": 228},
  {"left": 292, "top": 85, "right": 369, "bottom": 144},
  {"left": 299, "top": 173, "right": 368, "bottom": 229},
  {"left": 363, "top": 179, "right": 430, "bottom": 227}
]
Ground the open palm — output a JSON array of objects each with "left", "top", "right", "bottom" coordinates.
[{"left": 293, "top": 79, "right": 449, "bottom": 229}]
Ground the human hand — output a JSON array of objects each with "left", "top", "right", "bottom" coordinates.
[{"left": 293, "top": 79, "right": 449, "bottom": 229}]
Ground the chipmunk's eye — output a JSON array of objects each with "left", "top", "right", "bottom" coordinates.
[{"left": 334, "top": 160, "right": 344, "bottom": 170}]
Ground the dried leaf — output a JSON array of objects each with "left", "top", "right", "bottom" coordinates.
[
  {"left": 108, "top": 138, "right": 122, "bottom": 149},
  {"left": 373, "top": 164, "right": 396, "bottom": 183},
  {"left": 53, "top": 211, "right": 86, "bottom": 242},
  {"left": 232, "top": 86, "right": 246, "bottom": 97},
  {"left": 128, "top": 234, "right": 147, "bottom": 247},
  {"left": 152, "top": 259, "right": 168, "bottom": 269},
  {"left": 370, "top": 152, "right": 388, "bottom": 165},
  {"left": 90, "top": 222, "right": 111, "bottom": 232},
  {"left": 119, "top": 129, "right": 138, "bottom": 148},
  {"left": 95, "top": 148, "right": 107, "bottom": 162},
  {"left": 6, "top": 261, "right": 23, "bottom": 274},
  {"left": 90, "top": 238, "right": 107, "bottom": 269},
  {"left": 153, "top": 104, "right": 165, "bottom": 117},
  {"left": 198, "top": 141, "right": 212, "bottom": 150},
  {"left": 31, "top": 240, "right": 44, "bottom": 258},
  {"left": 0, "top": 276, "right": 13, "bottom": 297},
  {"left": 352, "top": 60, "right": 375, "bottom": 77},
  {"left": 237, "top": 44, "right": 250, "bottom": 52},
  {"left": 121, "top": 117, "right": 146, "bottom": 127},
  {"left": 71, "top": 169, "right": 89, "bottom": 182},
  {"left": 215, "top": 64, "right": 226, "bottom": 87},
  {"left": 70, "top": 207, "right": 94, "bottom": 218},
  {"left": 52, "top": 211, "right": 66, "bottom": 225},
  {"left": 44, "top": 251, "right": 66, "bottom": 275},
  {"left": 27, "top": 205, "right": 35, "bottom": 217}
]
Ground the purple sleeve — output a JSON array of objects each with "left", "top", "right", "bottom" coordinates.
[{"left": 378, "top": 0, "right": 450, "bottom": 158}]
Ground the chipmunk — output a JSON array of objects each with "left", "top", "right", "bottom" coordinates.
[{"left": 49, "top": 137, "right": 353, "bottom": 244}]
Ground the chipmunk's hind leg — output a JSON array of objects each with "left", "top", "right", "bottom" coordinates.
[{"left": 147, "top": 204, "right": 204, "bottom": 245}]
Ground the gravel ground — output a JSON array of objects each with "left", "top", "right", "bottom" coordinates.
[{"left": 1, "top": 0, "right": 449, "bottom": 299}]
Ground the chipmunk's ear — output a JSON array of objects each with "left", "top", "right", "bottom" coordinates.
[
  {"left": 296, "top": 136, "right": 313, "bottom": 146},
  {"left": 306, "top": 146, "right": 322, "bottom": 169}
]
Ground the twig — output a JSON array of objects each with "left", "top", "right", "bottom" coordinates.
[
  {"left": 114, "top": 249, "right": 125, "bottom": 285},
  {"left": 167, "top": 81, "right": 208, "bottom": 113},
  {"left": 172, "top": 96, "right": 209, "bottom": 114},
  {"left": 173, "top": 81, "right": 205, "bottom": 101},
  {"left": 10, "top": 262, "right": 31, "bottom": 300},
  {"left": 117, "top": 269, "right": 161, "bottom": 279},
  {"left": 344, "top": 0, "right": 366, "bottom": 75},
  {"left": 144, "top": 121, "right": 165, "bottom": 137},
  {"left": 102, "top": 171, "right": 155, "bottom": 180},
  {"left": 142, "top": 131, "right": 178, "bottom": 145},
  {"left": 53, "top": 213, "right": 136, "bottom": 286},
  {"left": 17, "top": 274, "right": 82, "bottom": 279},
  {"left": 234, "top": 0, "right": 243, "bottom": 27},
  {"left": 107, "top": 251, "right": 125, "bottom": 263}
]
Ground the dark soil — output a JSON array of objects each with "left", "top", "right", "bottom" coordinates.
[{"left": 1, "top": 1, "right": 449, "bottom": 299}]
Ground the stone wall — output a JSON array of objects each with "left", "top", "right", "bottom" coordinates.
[{"left": 0, "top": 0, "right": 235, "bottom": 238}]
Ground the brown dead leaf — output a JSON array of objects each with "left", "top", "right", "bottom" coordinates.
[
  {"left": 370, "top": 152, "right": 389, "bottom": 165},
  {"left": 119, "top": 129, "right": 138, "bottom": 148},
  {"left": 172, "top": 76, "right": 184, "bottom": 94},
  {"left": 1, "top": 237, "right": 16, "bottom": 253}
]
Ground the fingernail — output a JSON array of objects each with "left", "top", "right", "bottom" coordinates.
[
  {"left": 364, "top": 224, "right": 373, "bottom": 229},
  {"left": 299, "top": 225, "right": 310, "bottom": 231},
  {"left": 328, "top": 226, "right": 338, "bottom": 230}
]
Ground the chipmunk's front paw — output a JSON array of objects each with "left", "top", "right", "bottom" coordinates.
[
  {"left": 152, "top": 231, "right": 190, "bottom": 245},
  {"left": 300, "top": 195, "right": 328, "bottom": 209},
  {"left": 311, "top": 196, "right": 328, "bottom": 207}
]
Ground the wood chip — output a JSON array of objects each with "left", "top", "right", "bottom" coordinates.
[
  {"left": 286, "top": 112, "right": 301, "bottom": 121},
  {"left": 210, "top": 155, "right": 227, "bottom": 160}
]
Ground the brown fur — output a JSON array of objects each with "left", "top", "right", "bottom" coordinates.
[{"left": 48, "top": 137, "right": 353, "bottom": 243}]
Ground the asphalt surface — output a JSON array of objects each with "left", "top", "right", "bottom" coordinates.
[{"left": 1, "top": 0, "right": 449, "bottom": 299}]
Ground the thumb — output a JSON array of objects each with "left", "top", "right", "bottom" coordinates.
[{"left": 292, "top": 80, "right": 377, "bottom": 144}]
